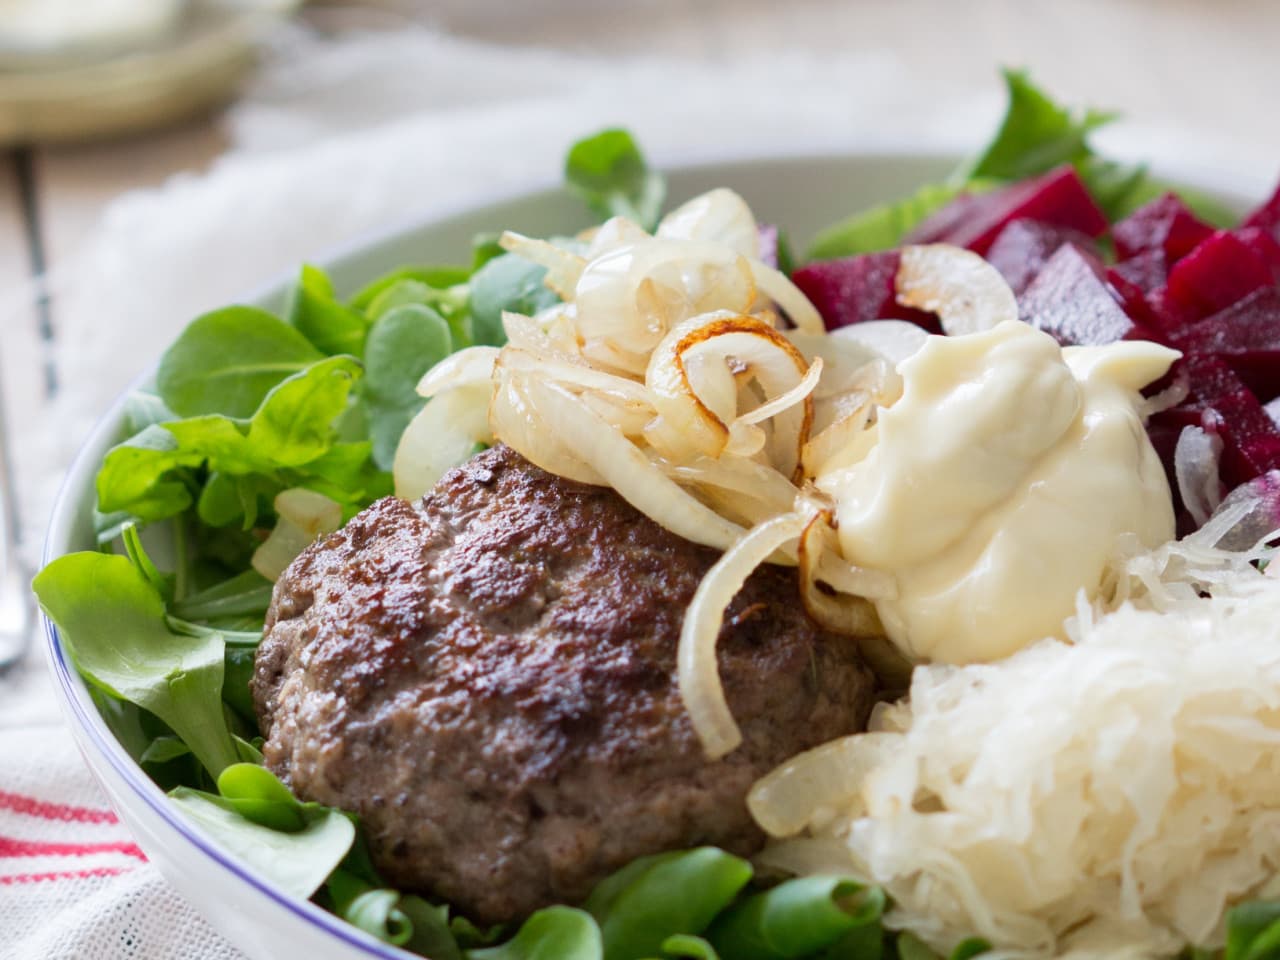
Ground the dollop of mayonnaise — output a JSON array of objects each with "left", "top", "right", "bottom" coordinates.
[{"left": 816, "top": 320, "right": 1179, "bottom": 664}]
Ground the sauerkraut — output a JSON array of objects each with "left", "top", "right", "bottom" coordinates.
[{"left": 749, "top": 517, "right": 1280, "bottom": 958}]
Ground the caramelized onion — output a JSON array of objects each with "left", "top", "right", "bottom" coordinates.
[
  {"left": 415, "top": 346, "right": 499, "bottom": 398},
  {"left": 896, "top": 243, "right": 1017, "bottom": 336},
  {"left": 251, "top": 488, "right": 342, "bottom": 582},
  {"left": 394, "top": 383, "right": 494, "bottom": 500},
  {"left": 679, "top": 511, "right": 807, "bottom": 759}
]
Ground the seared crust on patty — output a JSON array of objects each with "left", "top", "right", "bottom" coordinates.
[{"left": 253, "top": 444, "right": 875, "bottom": 923}]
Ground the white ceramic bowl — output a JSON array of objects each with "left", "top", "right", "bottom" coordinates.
[{"left": 41, "top": 152, "right": 1254, "bottom": 959}]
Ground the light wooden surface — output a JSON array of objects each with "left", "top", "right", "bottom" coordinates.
[{"left": 1, "top": 0, "right": 1278, "bottom": 463}]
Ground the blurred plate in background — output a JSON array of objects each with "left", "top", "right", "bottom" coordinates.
[{"left": 0, "top": 0, "right": 301, "bottom": 144}]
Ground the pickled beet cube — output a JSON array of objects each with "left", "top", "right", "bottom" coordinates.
[
  {"left": 905, "top": 166, "right": 1108, "bottom": 256},
  {"left": 1110, "top": 249, "right": 1168, "bottom": 294},
  {"left": 1176, "top": 354, "right": 1280, "bottom": 488},
  {"left": 1163, "top": 229, "right": 1280, "bottom": 324},
  {"left": 1172, "top": 287, "right": 1280, "bottom": 401},
  {"left": 984, "top": 219, "right": 1096, "bottom": 295},
  {"left": 1018, "top": 244, "right": 1156, "bottom": 346},
  {"left": 1243, "top": 178, "right": 1280, "bottom": 240},
  {"left": 1112, "top": 193, "right": 1214, "bottom": 263},
  {"left": 905, "top": 192, "right": 986, "bottom": 245},
  {"left": 791, "top": 252, "right": 936, "bottom": 331}
]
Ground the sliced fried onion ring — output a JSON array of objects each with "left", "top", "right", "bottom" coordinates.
[
  {"left": 416, "top": 346, "right": 499, "bottom": 398},
  {"left": 797, "top": 512, "right": 911, "bottom": 689},
  {"left": 646, "top": 314, "right": 815, "bottom": 478},
  {"left": 512, "top": 376, "right": 746, "bottom": 550},
  {"left": 395, "top": 383, "right": 495, "bottom": 500},
  {"left": 679, "top": 510, "right": 807, "bottom": 759},
  {"left": 499, "top": 231, "right": 585, "bottom": 299},
  {"left": 896, "top": 243, "right": 1017, "bottom": 336},
  {"left": 747, "top": 732, "right": 899, "bottom": 837}
]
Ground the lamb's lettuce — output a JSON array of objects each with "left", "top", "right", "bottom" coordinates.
[
  {"left": 32, "top": 550, "right": 239, "bottom": 778},
  {"left": 565, "top": 128, "right": 665, "bottom": 231},
  {"left": 706, "top": 875, "right": 886, "bottom": 960}
]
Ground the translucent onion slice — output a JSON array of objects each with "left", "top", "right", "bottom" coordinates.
[
  {"left": 738, "top": 357, "right": 823, "bottom": 426},
  {"left": 802, "top": 402, "right": 873, "bottom": 478},
  {"left": 667, "top": 456, "right": 799, "bottom": 518},
  {"left": 829, "top": 319, "right": 930, "bottom": 368},
  {"left": 489, "top": 371, "right": 603, "bottom": 486},
  {"left": 579, "top": 391, "right": 654, "bottom": 438},
  {"left": 415, "top": 346, "right": 499, "bottom": 398},
  {"left": 586, "top": 215, "right": 651, "bottom": 257},
  {"left": 575, "top": 240, "right": 758, "bottom": 357},
  {"left": 251, "top": 488, "right": 342, "bottom": 582},
  {"left": 394, "top": 383, "right": 494, "bottom": 500},
  {"left": 797, "top": 512, "right": 911, "bottom": 687},
  {"left": 498, "top": 347, "right": 652, "bottom": 405},
  {"left": 1174, "top": 425, "right": 1224, "bottom": 528},
  {"left": 751, "top": 260, "right": 823, "bottom": 334},
  {"left": 517, "top": 376, "right": 746, "bottom": 549},
  {"left": 747, "top": 732, "right": 898, "bottom": 837},
  {"left": 657, "top": 188, "right": 758, "bottom": 258},
  {"left": 679, "top": 511, "right": 807, "bottom": 759},
  {"left": 896, "top": 243, "right": 1017, "bottom": 336},
  {"left": 673, "top": 316, "right": 814, "bottom": 479},
  {"left": 499, "top": 231, "right": 585, "bottom": 299}
]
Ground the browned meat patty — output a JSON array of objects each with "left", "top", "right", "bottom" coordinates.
[{"left": 252, "top": 444, "right": 876, "bottom": 924}]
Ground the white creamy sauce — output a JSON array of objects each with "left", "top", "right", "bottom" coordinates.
[{"left": 817, "top": 320, "right": 1179, "bottom": 664}]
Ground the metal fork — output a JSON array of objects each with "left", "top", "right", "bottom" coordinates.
[{"left": 0, "top": 364, "right": 32, "bottom": 674}]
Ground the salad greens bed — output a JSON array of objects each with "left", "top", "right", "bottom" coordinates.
[{"left": 30, "top": 70, "right": 1280, "bottom": 960}]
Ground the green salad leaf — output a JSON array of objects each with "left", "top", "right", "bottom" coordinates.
[
  {"left": 286, "top": 264, "right": 369, "bottom": 358},
  {"left": 157, "top": 307, "right": 324, "bottom": 419},
  {"left": 586, "top": 848, "right": 753, "bottom": 960},
  {"left": 32, "top": 551, "right": 240, "bottom": 777},
  {"left": 98, "top": 355, "right": 368, "bottom": 531},
  {"left": 468, "top": 252, "right": 560, "bottom": 347},
  {"left": 565, "top": 128, "right": 665, "bottom": 231},
  {"left": 1226, "top": 901, "right": 1280, "bottom": 960},
  {"left": 807, "top": 68, "right": 1152, "bottom": 260},
  {"left": 706, "top": 875, "right": 886, "bottom": 960},
  {"left": 655, "top": 934, "right": 721, "bottom": 959},
  {"left": 469, "top": 907, "right": 603, "bottom": 960},
  {"left": 361, "top": 303, "right": 454, "bottom": 469},
  {"left": 169, "top": 785, "right": 354, "bottom": 900}
]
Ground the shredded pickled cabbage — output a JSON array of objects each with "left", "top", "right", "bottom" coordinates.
[{"left": 750, "top": 517, "right": 1280, "bottom": 958}]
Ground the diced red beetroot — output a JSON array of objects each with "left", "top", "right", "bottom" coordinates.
[
  {"left": 1017, "top": 244, "right": 1157, "bottom": 346},
  {"left": 904, "top": 193, "right": 987, "bottom": 245},
  {"left": 1173, "top": 354, "right": 1280, "bottom": 488},
  {"left": 1112, "top": 192, "right": 1214, "bottom": 263},
  {"left": 791, "top": 252, "right": 938, "bottom": 331},
  {"left": 1105, "top": 267, "right": 1165, "bottom": 336},
  {"left": 906, "top": 166, "right": 1108, "bottom": 256},
  {"left": 1243, "top": 178, "right": 1280, "bottom": 239},
  {"left": 1172, "top": 287, "right": 1280, "bottom": 402},
  {"left": 1162, "top": 229, "right": 1280, "bottom": 326},
  {"left": 1239, "top": 225, "right": 1280, "bottom": 271},
  {"left": 984, "top": 219, "right": 1097, "bottom": 295},
  {"left": 1110, "top": 249, "right": 1168, "bottom": 294}
]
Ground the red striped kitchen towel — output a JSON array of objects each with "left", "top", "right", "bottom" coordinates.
[{"left": 0, "top": 716, "right": 244, "bottom": 959}]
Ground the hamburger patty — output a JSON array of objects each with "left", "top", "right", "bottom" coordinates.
[{"left": 252, "top": 445, "right": 876, "bottom": 923}]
